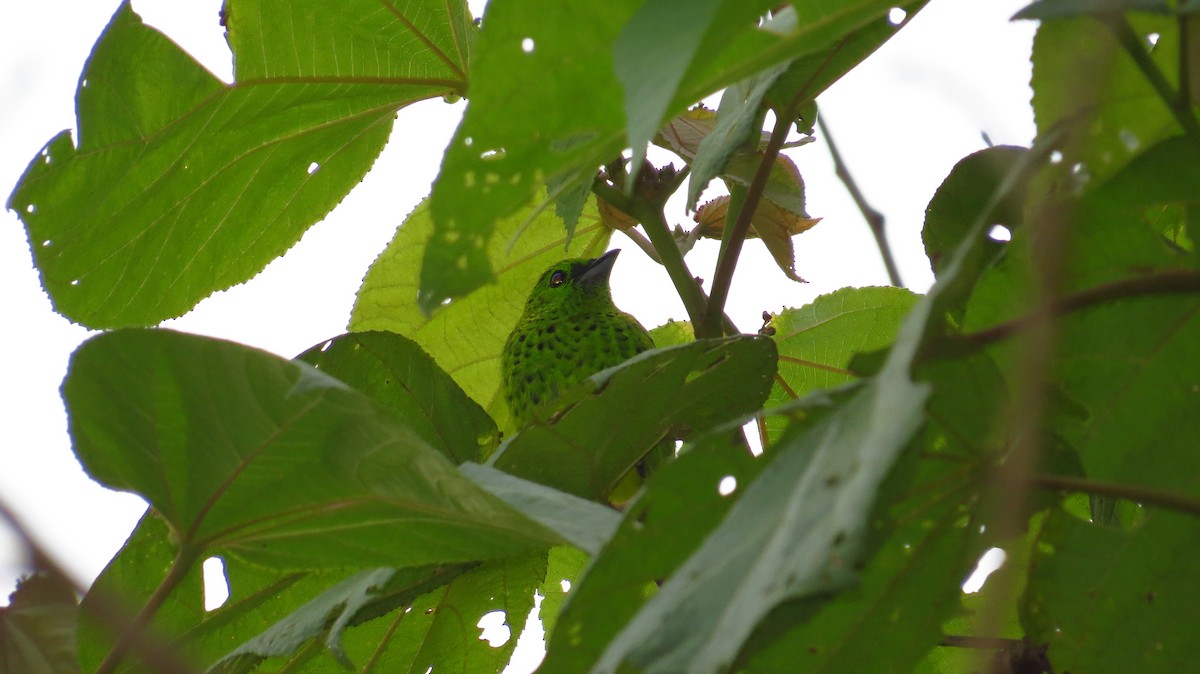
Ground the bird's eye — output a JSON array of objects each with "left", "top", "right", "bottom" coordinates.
[{"left": 549, "top": 270, "right": 567, "bottom": 288}]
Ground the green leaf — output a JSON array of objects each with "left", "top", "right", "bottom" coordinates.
[
  {"left": 1030, "top": 11, "right": 1179, "bottom": 186},
  {"left": 923, "top": 146, "right": 1030, "bottom": 277},
  {"left": 0, "top": 573, "right": 81, "bottom": 674},
  {"left": 62, "top": 329, "right": 561, "bottom": 570},
  {"left": 6, "top": 1, "right": 469, "bottom": 327},
  {"left": 78, "top": 512, "right": 204, "bottom": 673},
  {"left": 649, "top": 319, "right": 694, "bottom": 348},
  {"left": 1014, "top": 0, "right": 1170, "bottom": 20},
  {"left": 1023, "top": 509, "right": 1200, "bottom": 672},
  {"left": 614, "top": 0, "right": 728, "bottom": 187},
  {"left": 538, "top": 546, "right": 590, "bottom": 644},
  {"left": 489, "top": 336, "right": 777, "bottom": 502},
  {"left": 296, "top": 331, "right": 498, "bottom": 464},
  {"left": 762, "top": 286, "right": 919, "bottom": 444},
  {"left": 335, "top": 555, "right": 545, "bottom": 674},
  {"left": 214, "top": 567, "right": 398, "bottom": 671},
  {"left": 737, "top": 351, "right": 1006, "bottom": 672},
  {"left": 737, "top": 451, "right": 974, "bottom": 672},
  {"left": 420, "top": 0, "right": 924, "bottom": 311},
  {"left": 351, "top": 195, "right": 612, "bottom": 432},
  {"left": 206, "top": 562, "right": 474, "bottom": 673},
  {"left": 686, "top": 60, "right": 788, "bottom": 209},
  {"left": 541, "top": 415, "right": 771, "bottom": 673},
  {"left": 760, "top": 2, "right": 930, "bottom": 115},
  {"left": 460, "top": 463, "right": 621, "bottom": 556}
]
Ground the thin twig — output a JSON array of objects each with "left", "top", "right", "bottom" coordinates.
[
  {"left": 819, "top": 115, "right": 903, "bottom": 286},
  {"left": 949, "top": 269, "right": 1200, "bottom": 351},
  {"left": 619, "top": 225, "right": 663, "bottom": 264}
]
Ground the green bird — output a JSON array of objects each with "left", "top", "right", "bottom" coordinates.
[{"left": 502, "top": 249, "right": 654, "bottom": 428}]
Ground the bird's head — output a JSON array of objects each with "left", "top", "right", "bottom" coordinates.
[{"left": 521, "top": 249, "right": 622, "bottom": 316}]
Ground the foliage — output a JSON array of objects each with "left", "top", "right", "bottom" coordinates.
[{"left": 6, "top": 0, "right": 1200, "bottom": 673}]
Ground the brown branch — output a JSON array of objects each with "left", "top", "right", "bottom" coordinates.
[
  {"left": 702, "top": 109, "right": 793, "bottom": 337},
  {"left": 1031, "top": 472, "right": 1200, "bottom": 519},
  {"left": 974, "top": 194, "right": 1074, "bottom": 664},
  {"left": 952, "top": 269, "right": 1200, "bottom": 350}
]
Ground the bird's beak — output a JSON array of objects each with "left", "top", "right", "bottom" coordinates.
[{"left": 579, "top": 249, "right": 620, "bottom": 285}]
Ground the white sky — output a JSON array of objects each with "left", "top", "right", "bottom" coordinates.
[{"left": 0, "top": 0, "right": 1036, "bottom": 650}]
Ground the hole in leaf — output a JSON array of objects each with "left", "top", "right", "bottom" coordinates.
[
  {"left": 307, "top": 161, "right": 320, "bottom": 174},
  {"left": 41, "top": 239, "right": 52, "bottom": 247},
  {"left": 718, "top": 475, "right": 737, "bottom": 496},
  {"left": 1119, "top": 128, "right": 1140, "bottom": 151},
  {"left": 962, "top": 547, "right": 1006, "bottom": 593},
  {"left": 1146, "top": 32, "right": 1160, "bottom": 47},
  {"left": 81, "top": 78, "right": 89, "bottom": 88},
  {"left": 887, "top": 7, "right": 906, "bottom": 25},
  {"left": 560, "top": 579, "right": 571, "bottom": 592},
  {"left": 69, "top": 279, "right": 80, "bottom": 286},
  {"left": 320, "top": 339, "right": 334, "bottom": 352},
  {"left": 202, "top": 557, "right": 229, "bottom": 611},
  {"left": 477, "top": 610, "right": 510, "bottom": 647},
  {"left": 987, "top": 224, "right": 1011, "bottom": 242},
  {"left": 521, "top": 37, "right": 535, "bottom": 53},
  {"left": 480, "top": 148, "right": 506, "bottom": 161},
  {"left": 1049, "top": 150, "right": 1063, "bottom": 164},
  {"left": 25, "top": 204, "right": 36, "bottom": 214}
]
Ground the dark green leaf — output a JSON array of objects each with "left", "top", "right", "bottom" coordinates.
[
  {"left": 335, "top": 554, "right": 545, "bottom": 674},
  {"left": 77, "top": 512, "right": 204, "bottom": 673},
  {"left": 1014, "top": 0, "right": 1170, "bottom": 21},
  {"left": 1030, "top": 11, "right": 1179, "bottom": 186},
  {"left": 541, "top": 415, "right": 771, "bottom": 673},
  {"left": 297, "top": 331, "right": 499, "bottom": 464},
  {"left": 923, "top": 146, "right": 1030, "bottom": 277},
  {"left": 1, "top": 573, "right": 81, "bottom": 674},
  {"left": 63, "top": 329, "right": 560, "bottom": 570},
  {"left": 214, "top": 568, "right": 398, "bottom": 671},
  {"left": 1023, "top": 509, "right": 1200, "bottom": 672}
]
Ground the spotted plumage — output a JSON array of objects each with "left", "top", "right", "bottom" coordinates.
[{"left": 502, "top": 249, "right": 653, "bottom": 427}]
